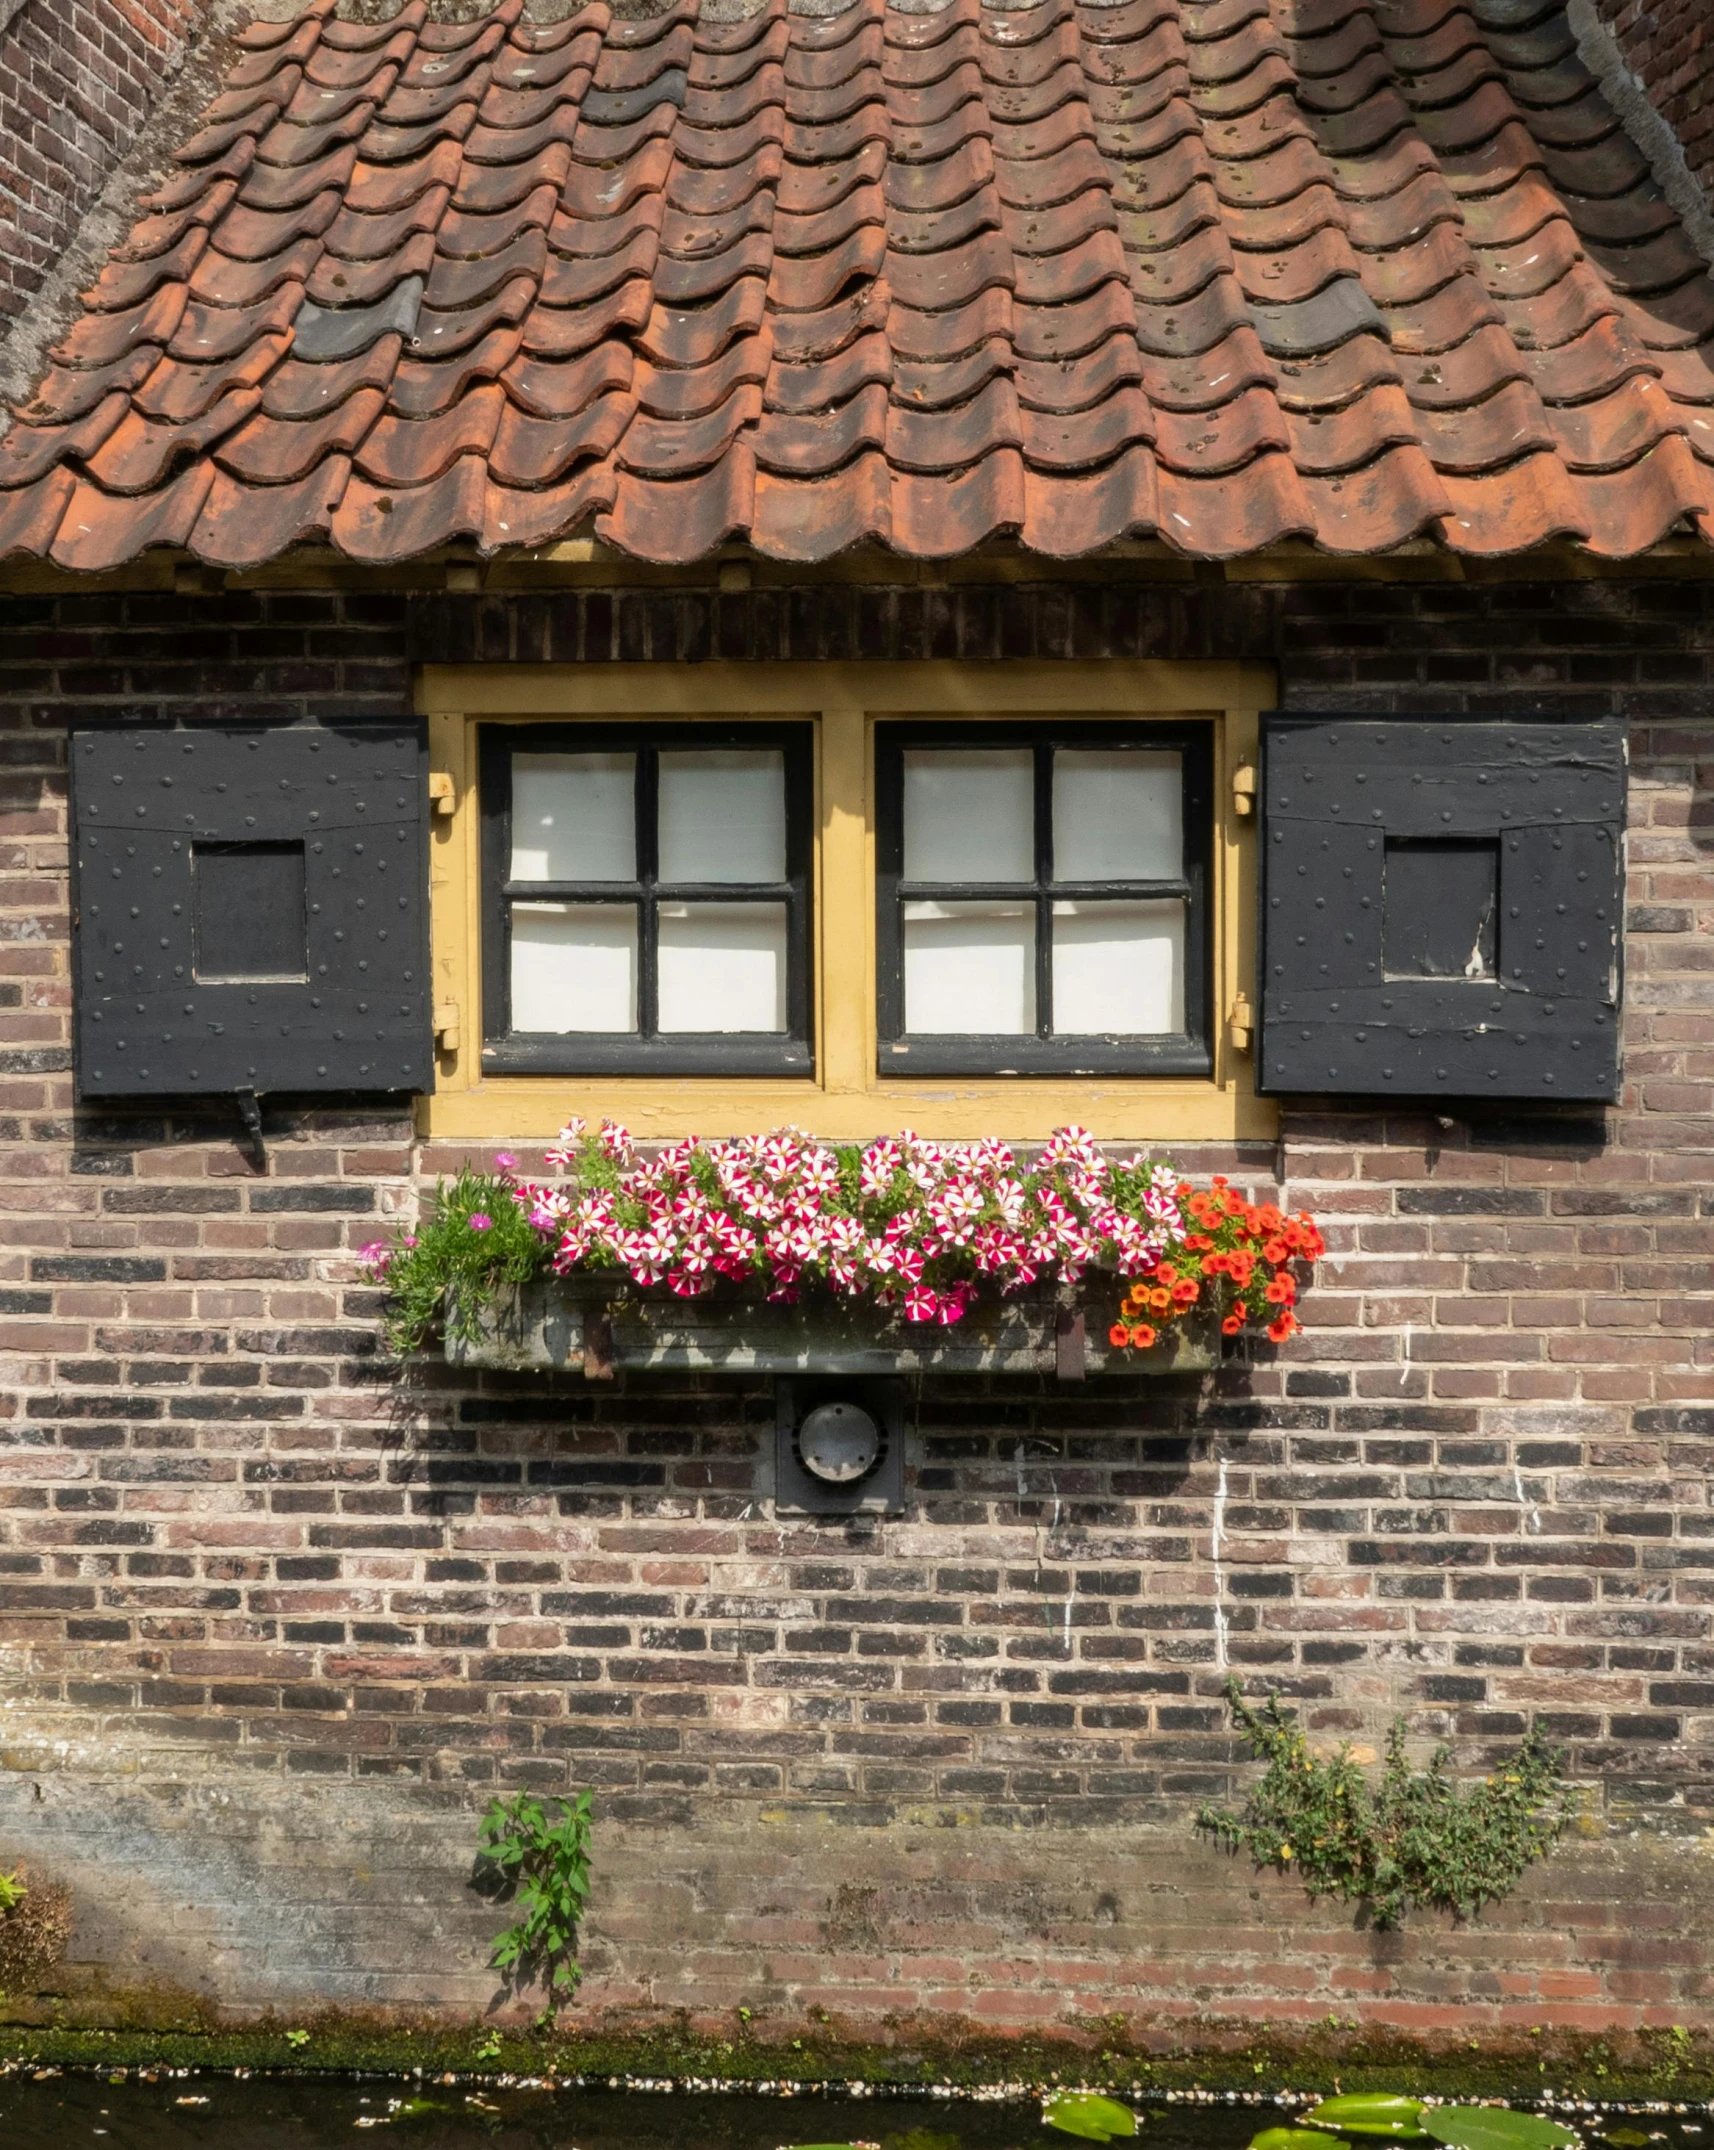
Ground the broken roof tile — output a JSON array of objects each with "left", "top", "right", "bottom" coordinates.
[{"left": 4, "top": 0, "right": 1709, "bottom": 570}]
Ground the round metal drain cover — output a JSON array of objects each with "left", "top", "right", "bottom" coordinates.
[{"left": 797, "top": 1401, "right": 881, "bottom": 1484}]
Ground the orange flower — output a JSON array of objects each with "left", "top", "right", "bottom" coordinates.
[
  {"left": 1150, "top": 1286, "right": 1173, "bottom": 1314},
  {"left": 1264, "top": 1276, "right": 1292, "bottom": 1305},
  {"left": 1262, "top": 1239, "right": 1287, "bottom": 1265},
  {"left": 1156, "top": 1261, "right": 1178, "bottom": 1286},
  {"left": 1171, "top": 1279, "right": 1199, "bottom": 1308},
  {"left": 1267, "top": 1313, "right": 1297, "bottom": 1343},
  {"left": 1258, "top": 1205, "right": 1284, "bottom": 1235},
  {"left": 1130, "top": 1323, "right": 1157, "bottom": 1349},
  {"left": 1108, "top": 1322, "right": 1132, "bottom": 1349},
  {"left": 1222, "top": 1314, "right": 1244, "bottom": 1336}
]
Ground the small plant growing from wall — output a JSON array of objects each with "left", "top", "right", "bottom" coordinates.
[
  {"left": 478, "top": 1789, "right": 593, "bottom": 2005},
  {"left": 1199, "top": 1677, "right": 1571, "bottom": 1927},
  {"left": 0, "top": 1863, "right": 70, "bottom": 1995}
]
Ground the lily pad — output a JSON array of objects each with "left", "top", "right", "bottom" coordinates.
[
  {"left": 1424, "top": 2112, "right": 1580, "bottom": 2150},
  {"left": 1602, "top": 2132, "right": 1650, "bottom": 2147},
  {"left": 1304, "top": 2097, "right": 1429, "bottom": 2140},
  {"left": 1251, "top": 2131, "right": 1349, "bottom": 2150},
  {"left": 1043, "top": 2093, "right": 1141, "bottom": 2142}
]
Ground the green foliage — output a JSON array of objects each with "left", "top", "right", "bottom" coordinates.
[
  {"left": 0, "top": 1871, "right": 26, "bottom": 1915},
  {"left": 372, "top": 1170, "right": 548, "bottom": 1355},
  {"left": 1201, "top": 1677, "right": 1571, "bottom": 1928},
  {"left": 478, "top": 1788, "right": 593, "bottom": 2005},
  {"left": 1425, "top": 2113, "right": 1579, "bottom": 2150},
  {"left": 1261, "top": 2104, "right": 1580, "bottom": 2150},
  {"left": 1043, "top": 2093, "right": 1139, "bottom": 2141},
  {"left": 1303, "top": 2099, "right": 1427, "bottom": 2139}
]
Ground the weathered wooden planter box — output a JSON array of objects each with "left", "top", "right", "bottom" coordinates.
[{"left": 445, "top": 1273, "right": 1218, "bottom": 1380}]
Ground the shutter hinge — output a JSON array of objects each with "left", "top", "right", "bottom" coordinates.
[
  {"left": 427, "top": 772, "right": 457, "bottom": 816},
  {"left": 1231, "top": 763, "right": 1257, "bottom": 817},
  {"left": 434, "top": 1002, "right": 461, "bottom": 1052},
  {"left": 1227, "top": 993, "right": 1254, "bottom": 1054}
]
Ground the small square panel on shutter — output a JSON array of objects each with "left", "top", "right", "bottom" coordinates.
[
  {"left": 192, "top": 842, "right": 309, "bottom": 982},
  {"left": 72, "top": 723, "right": 432, "bottom": 1097},
  {"left": 1259, "top": 716, "right": 1625, "bottom": 1102}
]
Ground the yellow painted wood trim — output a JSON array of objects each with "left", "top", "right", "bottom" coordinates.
[
  {"left": 419, "top": 1080, "right": 1278, "bottom": 1143},
  {"left": 819, "top": 705, "right": 871, "bottom": 1097},
  {"left": 418, "top": 660, "right": 1274, "bottom": 716},
  {"left": 414, "top": 660, "right": 1278, "bottom": 1144}
]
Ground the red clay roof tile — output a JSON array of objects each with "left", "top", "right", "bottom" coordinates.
[{"left": 6, "top": 0, "right": 1711, "bottom": 570}]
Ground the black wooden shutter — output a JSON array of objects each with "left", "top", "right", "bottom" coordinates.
[
  {"left": 1259, "top": 716, "right": 1625, "bottom": 1102},
  {"left": 72, "top": 724, "right": 432, "bottom": 1097}
]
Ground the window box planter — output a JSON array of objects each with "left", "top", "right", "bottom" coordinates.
[{"left": 444, "top": 1272, "right": 1218, "bottom": 1380}]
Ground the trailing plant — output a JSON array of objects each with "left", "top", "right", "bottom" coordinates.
[
  {"left": 364, "top": 1121, "right": 1324, "bottom": 1356},
  {"left": 477, "top": 1788, "right": 593, "bottom": 2005},
  {"left": 366, "top": 1162, "right": 546, "bottom": 1355},
  {"left": 1199, "top": 1677, "right": 1571, "bottom": 1927}
]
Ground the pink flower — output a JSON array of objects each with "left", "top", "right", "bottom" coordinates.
[
  {"left": 468, "top": 1213, "right": 493, "bottom": 1233},
  {"left": 903, "top": 1285, "right": 940, "bottom": 1323},
  {"left": 494, "top": 1152, "right": 517, "bottom": 1172}
]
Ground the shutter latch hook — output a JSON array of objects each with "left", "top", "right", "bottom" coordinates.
[{"left": 236, "top": 1088, "right": 265, "bottom": 1168}]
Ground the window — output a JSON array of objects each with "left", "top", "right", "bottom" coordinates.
[
  {"left": 875, "top": 723, "right": 1213, "bottom": 1076},
  {"left": 422, "top": 661, "right": 1271, "bottom": 1144},
  {"left": 478, "top": 724, "right": 814, "bottom": 1074}
]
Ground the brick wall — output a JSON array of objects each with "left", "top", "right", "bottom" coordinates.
[
  {"left": 1595, "top": 0, "right": 1714, "bottom": 202},
  {"left": 0, "top": 0, "right": 209, "bottom": 327},
  {"left": 0, "top": 573, "right": 1711, "bottom": 2032}
]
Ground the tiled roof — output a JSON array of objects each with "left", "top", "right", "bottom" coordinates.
[{"left": 2, "top": 0, "right": 1713, "bottom": 569}]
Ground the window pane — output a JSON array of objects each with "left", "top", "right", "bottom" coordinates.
[
  {"left": 902, "top": 749, "right": 1033, "bottom": 882},
  {"left": 510, "top": 753, "right": 635, "bottom": 882},
  {"left": 1051, "top": 899, "right": 1183, "bottom": 1035},
  {"left": 658, "top": 750, "right": 787, "bottom": 883},
  {"left": 510, "top": 901, "right": 636, "bottom": 1033},
  {"left": 903, "top": 900, "right": 1035, "bottom": 1034},
  {"left": 1052, "top": 749, "right": 1181, "bottom": 881},
  {"left": 658, "top": 903, "right": 787, "bottom": 1032}
]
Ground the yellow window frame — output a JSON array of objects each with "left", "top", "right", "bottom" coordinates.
[{"left": 417, "top": 660, "right": 1277, "bottom": 1142}]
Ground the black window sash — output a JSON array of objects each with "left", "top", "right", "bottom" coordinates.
[
  {"left": 874, "top": 721, "right": 1214, "bottom": 1079},
  {"left": 479, "top": 723, "right": 814, "bottom": 1076}
]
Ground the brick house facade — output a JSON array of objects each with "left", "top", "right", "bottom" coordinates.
[
  {"left": 0, "top": 0, "right": 1712, "bottom": 2046},
  {"left": 0, "top": 567, "right": 1710, "bottom": 2032}
]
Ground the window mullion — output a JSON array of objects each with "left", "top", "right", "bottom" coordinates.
[{"left": 638, "top": 746, "right": 658, "bottom": 1040}]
